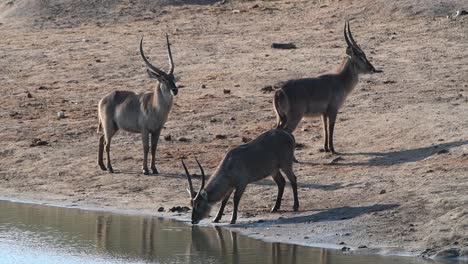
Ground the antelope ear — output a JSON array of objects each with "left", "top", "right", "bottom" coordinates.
[{"left": 200, "top": 190, "right": 208, "bottom": 200}]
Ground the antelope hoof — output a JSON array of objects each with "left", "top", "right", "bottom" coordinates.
[
  {"left": 213, "top": 218, "right": 221, "bottom": 223},
  {"left": 270, "top": 207, "right": 279, "bottom": 213},
  {"left": 99, "top": 163, "right": 107, "bottom": 171},
  {"left": 330, "top": 149, "right": 337, "bottom": 155},
  {"left": 293, "top": 205, "right": 299, "bottom": 212},
  {"left": 143, "top": 168, "right": 150, "bottom": 175},
  {"left": 319, "top": 148, "right": 329, "bottom": 153},
  {"left": 107, "top": 168, "right": 114, "bottom": 173},
  {"left": 151, "top": 167, "right": 159, "bottom": 175},
  {"left": 229, "top": 219, "right": 237, "bottom": 225}
]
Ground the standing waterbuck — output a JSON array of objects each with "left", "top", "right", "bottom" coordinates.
[
  {"left": 97, "top": 34, "right": 178, "bottom": 175},
  {"left": 182, "top": 129, "right": 299, "bottom": 225},
  {"left": 274, "top": 20, "right": 382, "bottom": 155}
]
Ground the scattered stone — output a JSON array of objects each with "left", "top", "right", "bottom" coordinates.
[
  {"left": 26, "top": 92, "right": 33, "bottom": 98},
  {"left": 358, "top": 245, "right": 368, "bottom": 249},
  {"left": 303, "top": 236, "right": 310, "bottom": 239},
  {"left": 295, "top": 143, "right": 305, "bottom": 149},
  {"left": 383, "top": 80, "right": 396, "bottom": 84},
  {"left": 210, "top": 118, "right": 219, "bottom": 123},
  {"left": 257, "top": 219, "right": 265, "bottom": 223},
  {"left": 251, "top": 4, "right": 259, "bottom": 9},
  {"left": 223, "top": 89, "right": 231, "bottom": 94},
  {"left": 37, "top": 86, "right": 48, "bottom": 90},
  {"left": 215, "top": 134, "right": 227, "bottom": 140},
  {"left": 232, "top": 9, "right": 241, "bottom": 14},
  {"left": 271, "top": 42, "right": 297, "bottom": 49},
  {"left": 379, "top": 189, "right": 387, "bottom": 194},
  {"left": 241, "top": 136, "right": 251, "bottom": 143},
  {"left": 178, "top": 137, "right": 189, "bottom": 142},
  {"left": 229, "top": 117, "right": 236, "bottom": 121},
  {"left": 341, "top": 246, "right": 350, "bottom": 252},
  {"left": 339, "top": 241, "right": 346, "bottom": 245},
  {"left": 57, "top": 111, "right": 66, "bottom": 119},
  {"left": 82, "top": 38, "right": 89, "bottom": 42},
  {"left": 164, "top": 135, "right": 172, "bottom": 141},
  {"left": 157, "top": 207, "right": 165, "bottom": 212},
  {"left": 328, "top": 156, "right": 344, "bottom": 164},
  {"left": 201, "top": 84, "right": 206, "bottom": 89},
  {"left": 301, "top": 127, "right": 309, "bottom": 132},
  {"left": 437, "top": 149, "right": 449, "bottom": 155},
  {"left": 30, "top": 138, "right": 48, "bottom": 147},
  {"left": 169, "top": 206, "right": 190, "bottom": 213},
  {"left": 96, "top": 59, "right": 102, "bottom": 63},
  {"left": 261, "top": 85, "right": 274, "bottom": 93}
]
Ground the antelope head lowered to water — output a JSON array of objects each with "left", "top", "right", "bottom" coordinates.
[
  {"left": 97, "top": 34, "right": 178, "bottom": 175},
  {"left": 182, "top": 129, "right": 300, "bottom": 225},
  {"left": 274, "top": 20, "right": 382, "bottom": 155}
]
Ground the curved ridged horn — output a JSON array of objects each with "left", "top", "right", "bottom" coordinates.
[
  {"left": 194, "top": 158, "right": 206, "bottom": 197},
  {"left": 182, "top": 159, "right": 195, "bottom": 198},
  {"left": 140, "top": 36, "right": 167, "bottom": 77},
  {"left": 344, "top": 20, "right": 353, "bottom": 48},
  {"left": 166, "top": 33, "right": 174, "bottom": 75},
  {"left": 347, "top": 20, "right": 362, "bottom": 51}
]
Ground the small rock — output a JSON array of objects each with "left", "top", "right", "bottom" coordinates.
[
  {"left": 26, "top": 92, "right": 33, "bottom": 98},
  {"left": 271, "top": 42, "right": 297, "bottom": 49},
  {"left": 178, "top": 137, "right": 189, "bottom": 142},
  {"left": 169, "top": 206, "right": 190, "bottom": 213},
  {"left": 164, "top": 135, "right": 172, "bottom": 141},
  {"left": 341, "top": 247, "right": 350, "bottom": 252},
  {"left": 437, "top": 149, "right": 449, "bottom": 155},
  {"left": 229, "top": 117, "right": 236, "bottom": 121},
  {"left": 358, "top": 245, "right": 368, "bottom": 249},
  {"left": 215, "top": 134, "right": 227, "bottom": 140},
  {"left": 295, "top": 143, "right": 305, "bottom": 149},
  {"left": 57, "top": 111, "right": 66, "bottom": 119},
  {"left": 303, "top": 236, "right": 310, "bottom": 239},
  {"left": 328, "top": 156, "right": 344, "bottom": 164},
  {"left": 379, "top": 189, "right": 386, "bottom": 194},
  {"left": 301, "top": 128, "right": 309, "bottom": 132},
  {"left": 96, "top": 59, "right": 102, "bottom": 63},
  {"left": 157, "top": 207, "right": 165, "bottom": 212},
  {"left": 232, "top": 9, "right": 240, "bottom": 14},
  {"left": 37, "top": 86, "right": 48, "bottom": 90},
  {"left": 223, "top": 89, "right": 231, "bottom": 94},
  {"left": 251, "top": 4, "right": 259, "bottom": 9},
  {"left": 241, "top": 136, "right": 251, "bottom": 143},
  {"left": 339, "top": 241, "right": 346, "bottom": 245},
  {"left": 261, "top": 85, "right": 274, "bottom": 93},
  {"left": 30, "top": 138, "right": 48, "bottom": 147},
  {"left": 82, "top": 38, "right": 89, "bottom": 42},
  {"left": 201, "top": 84, "right": 206, "bottom": 88}
]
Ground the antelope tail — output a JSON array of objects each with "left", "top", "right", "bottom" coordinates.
[{"left": 273, "top": 89, "right": 288, "bottom": 129}]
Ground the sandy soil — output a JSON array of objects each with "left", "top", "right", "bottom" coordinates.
[{"left": 1, "top": 0, "right": 467, "bottom": 260}]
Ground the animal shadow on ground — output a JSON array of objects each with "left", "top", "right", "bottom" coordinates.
[
  {"left": 254, "top": 178, "right": 362, "bottom": 191},
  {"left": 238, "top": 203, "right": 400, "bottom": 227},
  {"left": 338, "top": 140, "right": 468, "bottom": 166}
]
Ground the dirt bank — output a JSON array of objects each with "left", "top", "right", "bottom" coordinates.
[{"left": 0, "top": 0, "right": 467, "bottom": 260}]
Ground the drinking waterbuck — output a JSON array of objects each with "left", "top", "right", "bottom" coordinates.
[
  {"left": 274, "top": 20, "right": 382, "bottom": 154},
  {"left": 182, "top": 129, "right": 299, "bottom": 225},
  {"left": 97, "top": 34, "right": 178, "bottom": 175}
]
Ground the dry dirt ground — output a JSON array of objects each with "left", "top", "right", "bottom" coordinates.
[{"left": 1, "top": 0, "right": 467, "bottom": 260}]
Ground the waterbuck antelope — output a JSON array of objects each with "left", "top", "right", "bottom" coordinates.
[
  {"left": 274, "top": 20, "right": 382, "bottom": 155},
  {"left": 97, "top": 34, "right": 178, "bottom": 175},
  {"left": 182, "top": 129, "right": 299, "bottom": 225}
]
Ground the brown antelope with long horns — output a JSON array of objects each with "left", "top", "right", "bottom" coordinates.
[
  {"left": 274, "top": 20, "right": 382, "bottom": 155},
  {"left": 97, "top": 34, "right": 178, "bottom": 175},
  {"left": 182, "top": 129, "right": 299, "bottom": 225}
]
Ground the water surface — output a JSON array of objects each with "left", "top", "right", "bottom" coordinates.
[{"left": 0, "top": 200, "right": 448, "bottom": 264}]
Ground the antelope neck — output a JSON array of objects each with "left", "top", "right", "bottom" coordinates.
[{"left": 338, "top": 57, "right": 359, "bottom": 95}]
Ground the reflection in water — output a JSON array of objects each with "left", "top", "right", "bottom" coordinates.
[{"left": 0, "top": 200, "right": 440, "bottom": 264}]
